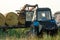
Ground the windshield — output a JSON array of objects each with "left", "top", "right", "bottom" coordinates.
[
  {"left": 37, "top": 11, "right": 51, "bottom": 21},
  {"left": 26, "top": 11, "right": 34, "bottom": 21}
]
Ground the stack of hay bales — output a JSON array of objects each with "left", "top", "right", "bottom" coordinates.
[
  {"left": 0, "top": 13, "right": 5, "bottom": 26},
  {"left": 54, "top": 12, "right": 60, "bottom": 27},
  {"left": 6, "top": 12, "right": 18, "bottom": 26}
]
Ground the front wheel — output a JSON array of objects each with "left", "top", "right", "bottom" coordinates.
[{"left": 37, "top": 25, "right": 43, "bottom": 37}]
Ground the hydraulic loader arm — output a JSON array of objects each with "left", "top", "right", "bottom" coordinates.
[
  {"left": 16, "top": 4, "right": 38, "bottom": 14},
  {"left": 21, "top": 4, "right": 38, "bottom": 11}
]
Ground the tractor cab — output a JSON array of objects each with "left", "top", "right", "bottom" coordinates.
[{"left": 36, "top": 8, "right": 57, "bottom": 30}]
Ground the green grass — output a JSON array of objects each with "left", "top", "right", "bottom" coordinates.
[{"left": 0, "top": 28, "right": 60, "bottom": 40}]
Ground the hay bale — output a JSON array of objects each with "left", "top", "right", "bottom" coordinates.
[
  {"left": 18, "top": 14, "right": 25, "bottom": 24},
  {"left": 6, "top": 12, "right": 18, "bottom": 26},
  {"left": 54, "top": 12, "right": 60, "bottom": 27},
  {"left": 54, "top": 12, "right": 60, "bottom": 22},
  {"left": 18, "top": 17, "right": 25, "bottom": 24},
  {"left": 0, "top": 13, "right": 5, "bottom": 26}
]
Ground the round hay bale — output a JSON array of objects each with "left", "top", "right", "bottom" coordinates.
[
  {"left": 54, "top": 12, "right": 60, "bottom": 27},
  {"left": 18, "top": 17, "right": 25, "bottom": 24},
  {"left": 0, "top": 13, "right": 5, "bottom": 26},
  {"left": 6, "top": 12, "right": 18, "bottom": 26},
  {"left": 18, "top": 14, "right": 25, "bottom": 24}
]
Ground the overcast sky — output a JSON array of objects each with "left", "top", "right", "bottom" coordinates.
[{"left": 0, "top": 0, "right": 60, "bottom": 15}]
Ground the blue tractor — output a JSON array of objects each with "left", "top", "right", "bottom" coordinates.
[
  {"left": 24, "top": 4, "right": 58, "bottom": 36},
  {"left": 36, "top": 8, "right": 58, "bottom": 36}
]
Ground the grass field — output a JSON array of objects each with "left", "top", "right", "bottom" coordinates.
[{"left": 0, "top": 28, "right": 60, "bottom": 40}]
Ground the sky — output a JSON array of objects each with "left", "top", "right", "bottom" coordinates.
[{"left": 0, "top": 0, "right": 60, "bottom": 15}]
